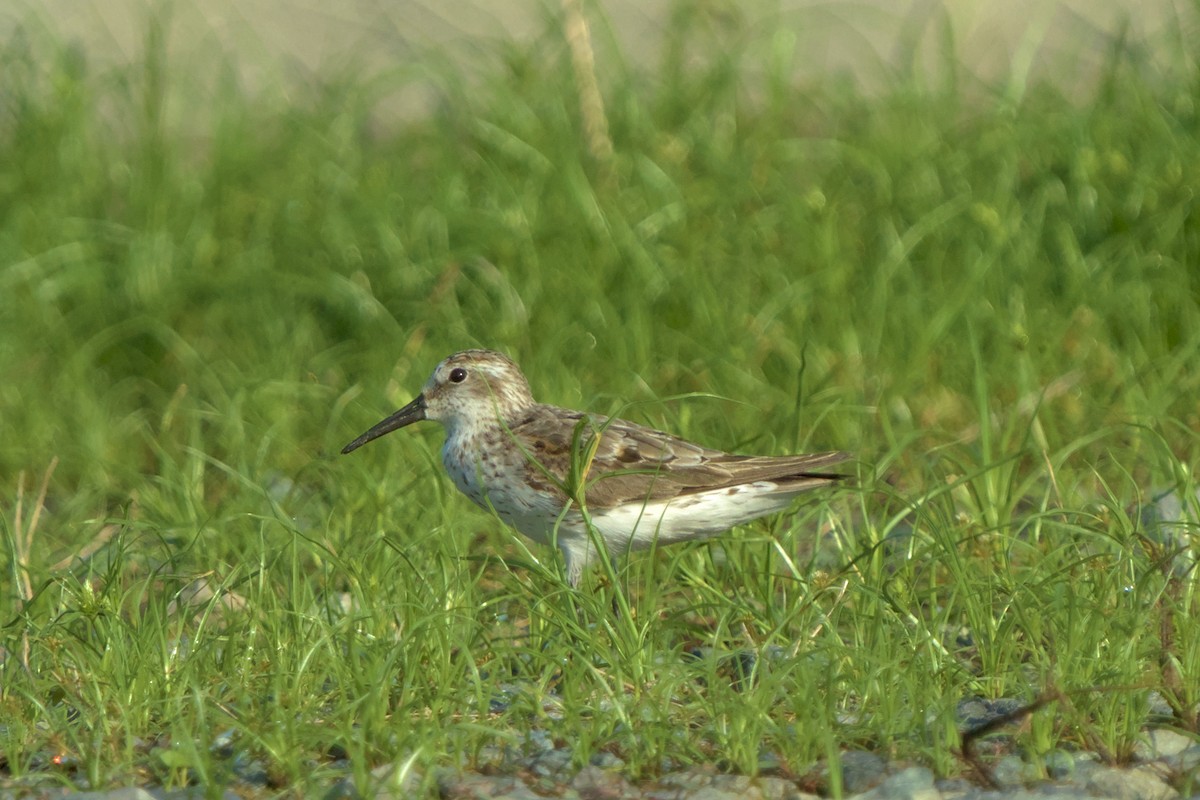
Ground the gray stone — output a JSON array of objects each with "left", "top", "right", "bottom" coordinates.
[
  {"left": 571, "top": 764, "right": 640, "bottom": 799},
  {"left": 1136, "top": 730, "right": 1195, "bottom": 761},
  {"left": 645, "top": 769, "right": 730, "bottom": 799},
  {"left": 1147, "top": 692, "right": 1178, "bottom": 718},
  {"left": 66, "top": 791, "right": 241, "bottom": 800},
  {"left": 932, "top": 776, "right": 976, "bottom": 798},
  {"left": 853, "top": 767, "right": 939, "bottom": 800},
  {"left": 942, "top": 791, "right": 1083, "bottom": 800},
  {"left": 837, "top": 750, "right": 888, "bottom": 793},
  {"left": 1167, "top": 744, "right": 1200, "bottom": 773},
  {"left": 322, "top": 779, "right": 360, "bottom": 799},
  {"left": 525, "top": 728, "right": 555, "bottom": 754},
  {"left": 1042, "top": 749, "right": 1077, "bottom": 780},
  {"left": 704, "top": 775, "right": 780, "bottom": 800},
  {"left": 1086, "top": 764, "right": 1179, "bottom": 800},
  {"left": 441, "top": 772, "right": 546, "bottom": 799},
  {"left": 526, "top": 747, "right": 574, "bottom": 779},
  {"left": 589, "top": 751, "right": 626, "bottom": 770},
  {"left": 753, "top": 776, "right": 818, "bottom": 800},
  {"left": 148, "top": 791, "right": 241, "bottom": 800},
  {"left": 321, "top": 760, "right": 422, "bottom": 799},
  {"left": 1140, "top": 490, "right": 1200, "bottom": 576},
  {"left": 647, "top": 769, "right": 814, "bottom": 800},
  {"left": 956, "top": 697, "right": 1024, "bottom": 731},
  {"left": 991, "top": 755, "right": 1030, "bottom": 786}
]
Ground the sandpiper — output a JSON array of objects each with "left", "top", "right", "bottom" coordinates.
[{"left": 342, "top": 349, "right": 849, "bottom": 586}]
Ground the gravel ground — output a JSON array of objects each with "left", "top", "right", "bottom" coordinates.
[
  {"left": 7, "top": 734, "right": 1190, "bottom": 800},
  {"left": 5, "top": 721, "right": 1196, "bottom": 799},
  {"left": 5, "top": 492, "right": 1196, "bottom": 799}
]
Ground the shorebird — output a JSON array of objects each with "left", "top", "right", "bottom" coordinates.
[{"left": 342, "top": 349, "right": 849, "bottom": 586}]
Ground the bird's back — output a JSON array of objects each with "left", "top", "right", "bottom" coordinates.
[{"left": 507, "top": 405, "right": 850, "bottom": 511}]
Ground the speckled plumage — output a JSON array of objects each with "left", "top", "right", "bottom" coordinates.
[{"left": 342, "top": 349, "right": 850, "bottom": 586}]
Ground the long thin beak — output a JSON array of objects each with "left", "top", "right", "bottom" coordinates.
[{"left": 340, "top": 395, "right": 427, "bottom": 454}]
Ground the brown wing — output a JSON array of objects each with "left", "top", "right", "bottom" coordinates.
[{"left": 509, "top": 404, "right": 850, "bottom": 510}]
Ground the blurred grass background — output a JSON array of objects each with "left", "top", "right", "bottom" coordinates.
[{"left": 1, "top": 0, "right": 1199, "bottom": 794}]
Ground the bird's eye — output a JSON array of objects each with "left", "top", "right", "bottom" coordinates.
[{"left": 449, "top": 367, "right": 468, "bottom": 383}]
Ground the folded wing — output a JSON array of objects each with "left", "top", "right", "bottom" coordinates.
[{"left": 510, "top": 405, "right": 850, "bottom": 509}]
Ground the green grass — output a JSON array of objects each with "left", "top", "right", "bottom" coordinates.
[{"left": 2, "top": 4, "right": 1199, "bottom": 796}]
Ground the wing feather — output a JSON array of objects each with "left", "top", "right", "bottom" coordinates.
[{"left": 509, "top": 405, "right": 850, "bottom": 509}]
